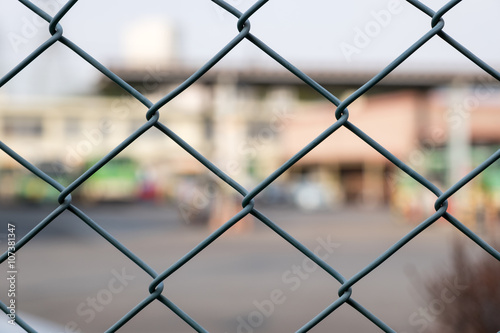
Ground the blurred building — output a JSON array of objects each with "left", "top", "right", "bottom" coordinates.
[{"left": 1, "top": 66, "right": 500, "bottom": 229}]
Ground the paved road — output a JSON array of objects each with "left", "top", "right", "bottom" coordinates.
[{"left": 0, "top": 203, "right": 489, "bottom": 333}]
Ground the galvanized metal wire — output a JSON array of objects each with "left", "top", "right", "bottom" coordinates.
[{"left": 1, "top": 0, "right": 500, "bottom": 332}]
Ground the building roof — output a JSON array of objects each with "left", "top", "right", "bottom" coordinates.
[{"left": 108, "top": 65, "right": 496, "bottom": 89}]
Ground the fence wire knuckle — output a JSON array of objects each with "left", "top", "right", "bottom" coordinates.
[{"left": 1, "top": 0, "right": 500, "bottom": 332}]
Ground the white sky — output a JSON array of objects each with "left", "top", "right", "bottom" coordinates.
[{"left": 1, "top": 0, "right": 499, "bottom": 95}]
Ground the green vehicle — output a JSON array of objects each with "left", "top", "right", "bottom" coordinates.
[
  {"left": 81, "top": 157, "right": 139, "bottom": 202},
  {"left": 0, "top": 162, "right": 74, "bottom": 203}
]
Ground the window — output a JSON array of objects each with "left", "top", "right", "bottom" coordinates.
[{"left": 3, "top": 117, "right": 43, "bottom": 137}]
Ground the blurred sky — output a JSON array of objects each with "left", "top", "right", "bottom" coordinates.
[{"left": 1, "top": 0, "right": 499, "bottom": 95}]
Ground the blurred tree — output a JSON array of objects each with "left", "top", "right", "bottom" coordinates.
[{"left": 426, "top": 241, "right": 500, "bottom": 333}]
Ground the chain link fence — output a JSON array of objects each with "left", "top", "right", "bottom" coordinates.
[{"left": 1, "top": 0, "right": 500, "bottom": 332}]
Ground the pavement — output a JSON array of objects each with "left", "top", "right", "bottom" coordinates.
[{"left": 0, "top": 202, "right": 494, "bottom": 333}]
